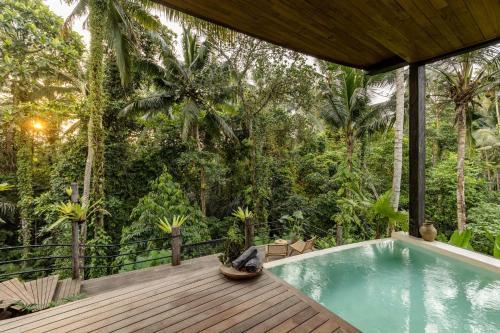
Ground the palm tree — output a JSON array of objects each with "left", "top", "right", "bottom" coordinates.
[
  {"left": 318, "top": 63, "right": 392, "bottom": 171},
  {"left": 432, "top": 47, "right": 499, "bottom": 231},
  {"left": 122, "top": 28, "right": 235, "bottom": 216},
  {"left": 319, "top": 63, "right": 393, "bottom": 244},
  {"left": 64, "top": 0, "right": 160, "bottom": 276}
]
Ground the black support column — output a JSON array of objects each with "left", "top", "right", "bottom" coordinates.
[{"left": 408, "top": 63, "right": 425, "bottom": 237}]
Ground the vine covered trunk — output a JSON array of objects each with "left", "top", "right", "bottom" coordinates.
[
  {"left": 81, "top": 0, "right": 107, "bottom": 277},
  {"left": 16, "top": 130, "right": 34, "bottom": 260}
]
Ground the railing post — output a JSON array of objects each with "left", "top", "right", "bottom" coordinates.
[
  {"left": 244, "top": 218, "right": 253, "bottom": 249},
  {"left": 171, "top": 227, "right": 181, "bottom": 266},
  {"left": 70, "top": 182, "right": 80, "bottom": 280}
]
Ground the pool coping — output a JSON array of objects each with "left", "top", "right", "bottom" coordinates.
[
  {"left": 264, "top": 233, "right": 499, "bottom": 274},
  {"left": 264, "top": 238, "right": 389, "bottom": 268},
  {"left": 392, "top": 231, "right": 500, "bottom": 274}
]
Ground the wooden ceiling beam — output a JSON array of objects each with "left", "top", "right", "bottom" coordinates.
[{"left": 155, "top": 0, "right": 500, "bottom": 71}]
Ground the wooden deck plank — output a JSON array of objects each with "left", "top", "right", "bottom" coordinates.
[
  {"left": 53, "top": 278, "right": 71, "bottom": 301},
  {"left": 0, "top": 268, "right": 218, "bottom": 332},
  {"left": 135, "top": 282, "right": 283, "bottom": 333},
  {"left": 311, "top": 318, "right": 341, "bottom": 333},
  {"left": 239, "top": 301, "right": 310, "bottom": 333},
  {"left": 43, "top": 275, "right": 234, "bottom": 333},
  {"left": 289, "top": 313, "right": 331, "bottom": 333},
  {"left": 198, "top": 293, "right": 294, "bottom": 333},
  {"left": 6, "top": 272, "right": 223, "bottom": 333},
  {"left": 0, "top": 279, "right": 33, "bottom": 305},
  {"left": 176, "top": 285, "right": 288, "bottom": 333},
  {"left": 45, "top": 275, "right": 59, "bottom": 308},
  {"left": 115, "top": 277, "right": 274, "bottom": 333},
  {"left": 205, "top": 294, "right": 297, "bottom": 333},
  {"left": 221, "top": 296, "right": 298, "bottom": 333},
  {"left": 0, "top": 256, "right": 360, "bottom": 333},
  {"left": 267, "top": 307, "right": 319, "bottom": 333}
]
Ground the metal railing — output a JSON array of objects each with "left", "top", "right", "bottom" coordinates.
[{"left": 0, "top": 220, "right": 331, "bottom": 282}]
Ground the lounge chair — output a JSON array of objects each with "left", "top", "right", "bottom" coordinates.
[
  {"left": 290, "top": 237, "right": 316, "bottom": 255},
  {"left": 265, "top": 243, "right": 288, "bottom": 262}
]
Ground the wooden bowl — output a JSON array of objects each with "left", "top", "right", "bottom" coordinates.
[{"left": 219, "top": 265, "right": 262, "bottom": 280}]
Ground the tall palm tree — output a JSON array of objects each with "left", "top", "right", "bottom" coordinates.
[
  {"left": 319, "top": 63, "right": 393, "bottom": 244},
  {"left": 122, "top": 28, "right": 235, "bottom": 216},
  {"left": 432, "top": 47, "right": 499, "bottom": 231},
  {"left": 318, "top": 63, "right": 392, "bottom": 171},
  {"left": 64, "top": 0, "right": 160, "bottom": 276}
]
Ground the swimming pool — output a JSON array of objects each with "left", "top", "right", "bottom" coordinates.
[{"left": 267, "top": 239, "right": 500, "bottom": 333}]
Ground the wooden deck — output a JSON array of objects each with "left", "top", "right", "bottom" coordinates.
[{"left": 0, "top": 256, "right": 359, "bottom": 333}]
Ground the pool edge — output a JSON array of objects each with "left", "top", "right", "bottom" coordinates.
[
  {"left": 263, "top": 238, "right": 390, "bottom": 269},
  {"left": 264, "top": 234, "right": 499, "bottom": 274},
  {"left": 392, "top": 231, "right": 500, "bottom": 274}
]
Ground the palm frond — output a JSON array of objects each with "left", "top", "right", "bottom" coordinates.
[
  {"left": 63, "top": 0, "right": 89, "bottom": 33},
  {"left": 205, "top": 110, "right": 237, "bottom": 141},
  {"left": 120, "top": 93, "right": 175, "bottom": 117}
]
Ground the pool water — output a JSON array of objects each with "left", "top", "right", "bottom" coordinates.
[{"left": 268, "top": 240, "right": 500, "bottom": 333}]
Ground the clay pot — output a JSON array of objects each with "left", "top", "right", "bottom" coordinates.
[{"left": 419, "top": 222, "right": 437, "bottom": 242}]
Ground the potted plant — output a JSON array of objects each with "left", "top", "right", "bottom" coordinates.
[
  {"left": 232, "top": 207, "right": 254, "bottom": 249},
  {"left": 218, "top": 223, "right": 244, "bottom": 266}
]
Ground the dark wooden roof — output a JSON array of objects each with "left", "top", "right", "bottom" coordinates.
[{"left": 157, "top": 0, "right": 500, "bottom": 72}]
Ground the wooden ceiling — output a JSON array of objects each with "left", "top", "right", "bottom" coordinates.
[{"left": 157, "top": 0, "right": 500, "bottom": 72}]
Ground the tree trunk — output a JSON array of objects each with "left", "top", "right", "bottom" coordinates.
[
  {"left": 495, "top": 89, "right": 499, "bottom": 130},
  {"left": 391, "top": 68, "right": 405, "bottom": 211},
  {"left": 336, "top": 224, "right": 343, "bottom": 246},
  {"left": 194, "top": 124, "right": 207, "bottom": 216},
  {"left": 248, "top": 115, "right": 259, "bottom": 223},
  {"left": 346, "top": 129, "right": 354, "bottom": 172},
  {"left": 16, "top": 130, "right": 34, "bottom": 261},
  {"left": 456, "top": 104, "right": 467, "bottom": 231},
  {"left": 81, "top": 0, "right": 107, "bottom": 278}
]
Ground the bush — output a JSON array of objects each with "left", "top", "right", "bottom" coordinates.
[{"left": 466, "top": 203, "right": 500, "bottom": 255}]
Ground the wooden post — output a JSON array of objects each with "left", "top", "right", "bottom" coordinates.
[
  {"left": 408, "top": 63, "right": 426, "bottom": 237},
  {"left": 171, "top": 227, "right": 181, "bottom": 266},
  {"left": 70, "top": 182, "right": 80, "bottom": 280},
  {"left": 244, "top": 218, "right": 253, "bottom": 249}
]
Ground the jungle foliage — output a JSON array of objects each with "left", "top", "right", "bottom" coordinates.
[{"left": 0, "top": 0, "right": 499, "bottom": 279}]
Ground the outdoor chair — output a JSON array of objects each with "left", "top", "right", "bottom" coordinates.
[
  {"left": 265, "top": 243, "right": 288, "bottom": 262},
  {"left": 290, "top": 237, "right": 316, "bottom": 255}
]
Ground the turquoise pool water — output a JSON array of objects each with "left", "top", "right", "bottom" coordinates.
[{"left": 268, "top": 240, "right": 500, "bottom": 333}]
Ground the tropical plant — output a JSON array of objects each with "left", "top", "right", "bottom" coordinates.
[
  {"left": 218, "top": 223, "right": 244, "bottom": 265},
  {"left": 484, "top": 231, "right": 500, "bottom": 258},
  {"left": 367, "top": 191, "right": 408, "bottom": 239},
  {"left": 432, "top": 48, "right": 499, "bottom": 231},
  {"left": 122, "top": 28, "right": 235, "bottom": 215},
  {"left": 157, "top": 215, "right": 189, "bottom": 234},
  {"left": 46, "top": 199, "right": 106, "bottom": 232},
  {"left": 232, "top": 207, "right": 254, "bottom": 222},
  {"left": 280, "top": 210, "right": 305, "bottom": 242},
  {"left": 0, "top": 183, "right": 15, "bottom": 224},
  {"left": 448, "top": 229, "right": 474, "bottom": 250}
]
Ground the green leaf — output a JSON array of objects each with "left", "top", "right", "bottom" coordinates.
[{"left": 448, "top": 230, "right": 474, "bottom": 250}]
